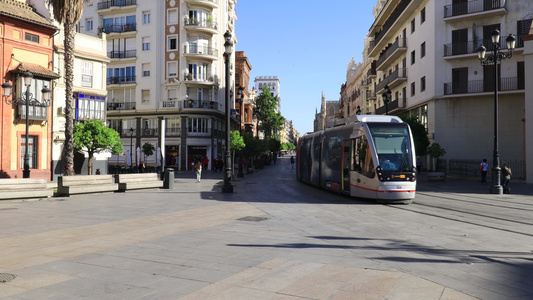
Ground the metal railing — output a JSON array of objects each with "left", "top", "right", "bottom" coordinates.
[
  {"left": 444, "top": 77, "right": 524, "bottom": 95},
  {"left": 376, "top": 38, "right": 407, "bottom": 68},
  {"left": 102, "top": 23, "right": 137, "bottom": 34},
  {"left": 107, "top": 102, "right": 136, "bottom": 111},
  {"left": 107, "top": 76, "right": 136, "bottom": 85},
  {"left": 369, "top": 0, "right": 412, "bottom": 54},
  {"left": 444, "top": 0, "right": 505, "bottom": 18},
  {"left": 448, "top": 158, "right": 524, "bottom": 181},
  {"left": 97, "top": 0, "right": 137, "bottom": 10},
  {"left": 376, "top": 68, "right": 407, "bottom": 92},
  {"left": 184, "top": 44, "right": 219, "bottom": 56},
  {"left": 183, "top": 18, "right": 218, "bottom": 30},
  {"left": 108, "top": 50, "right": 136, "bottom": 59}
]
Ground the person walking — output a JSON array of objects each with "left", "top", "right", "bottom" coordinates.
[
  {"left": 501, "top": 161, "right": 512, "bottom": 193},
  {"left": 480, "top": 158, "right": 488, "bottom": 184},
  {"left": 195, "top": 159, "right": 202, "bottom": 183},
  {"left": 290, "top": 156, "right": 295, "bottom": 169}
]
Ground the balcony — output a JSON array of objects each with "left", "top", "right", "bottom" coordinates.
[
  {"left": 376, "top": 68, "right": 407, "bottom": 93},
  {"left": 160, "top": 100, "right": 181, "bottom": 109},
  {"left": 368, "top": 0, "right": 412, "bottom": 56},
  {"left": 366, "top": 90, "right": 377, "bottom": 100},
  {"left": 375, "top": 97, "right": 406, "bottom": 115},
  {"left": 184, "top": 0, "right": 218, "bottom": 8},
  {"left": 443, "top": 0, "right": 506, "bottom": 22},
  {"left": 376, "top": 38, "right": 407, "bottom": 71},
  {"left": 97, "top": 0, "right": 137, "bottom": 10},
  {"left": 166, "top": 127, "right": 181, "bottom": 137},
  {"left": 183, "top": 18, "right": 218, "bottom": 34},
  {"left": 107, "top": 76, "right": 136, "bottom": 85},
  {"left": 108, "top": 50, "right": 136, "bottom": 59},
  {"left": 18, "top": 104, "right": 48, "bottom": 121},
  {"left": 367, "top": 65, "right": 377, "bottom": 78},
  {"left": 443, "top": 77, "right": 524, "bottom": 95},
  {"left": 183, "top": 74, "right": 218, "bottom": 86},
  {"left": 183, "top": 99, "right": 219, "bottom": 110},
  {"left": 184, "top": 45, "right": 218, "bottom": 60},
  {"left": 101, "top": 23, "right": 136, "bottom": 34},
  {"left": 107, "top": 101, "right": 136, "bottom": 111}
]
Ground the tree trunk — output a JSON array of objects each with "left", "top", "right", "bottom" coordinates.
[
  {"left": 88, "top": 151, "right": 94, "bottom": 175},
  {"left": 63, "top": 19, "right": 76, "bottom": 175}
]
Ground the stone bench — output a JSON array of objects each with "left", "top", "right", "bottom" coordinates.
[
  {"left": 115, "top": 173, "right": 163, "bottom": 192},
  {"left": 0, "top": 178, "right": 54, "bottom": 200},
  {"left": 57, "top": 175, "right": 118, "bottom": 196}
]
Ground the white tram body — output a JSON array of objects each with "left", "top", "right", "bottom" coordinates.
[{"left": 297, "top": 115, "right": 417, "bottom": 204}]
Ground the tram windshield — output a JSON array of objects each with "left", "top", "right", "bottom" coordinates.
[{"left": 368, "top": 123, "right": 413, "bottom": 172}]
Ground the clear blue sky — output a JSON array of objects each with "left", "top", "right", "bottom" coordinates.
[{"left": 235, "top": 0, "right": 377, "bottom": 135}]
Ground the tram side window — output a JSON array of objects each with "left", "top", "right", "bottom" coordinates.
[{"left": 353, "top": 137, "right": 375, "bottom": 178}]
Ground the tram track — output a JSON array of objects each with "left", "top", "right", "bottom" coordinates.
[{"left": 389, "top": 193, "right": 533, "bottom": 237}]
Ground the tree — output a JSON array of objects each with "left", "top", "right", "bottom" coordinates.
[
  {"left": 230, "top": 130, "right": 245, "bottom": 175},
  {"left": 142, "top": 143, "right": 155, "bottom": 161},
  {"left": 254, "top": 87, "right": 285, "bottom": 138},
  {"left": 73, "top": 120, "right": 124, "bottom": 175},
  {"left": 427, "top": 142, "right": 446, "bottom": 172},
  {"left": 402, "top": 116, "right": 430, "bottom": 156},
  {"left": 49, "top": 0, "right": 87, "bottom": 175}
]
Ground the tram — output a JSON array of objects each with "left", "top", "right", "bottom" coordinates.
[{"left": 296, "top": 115, "right": 416, "bottom": 204}]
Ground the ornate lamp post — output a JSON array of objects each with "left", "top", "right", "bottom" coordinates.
[
  {"left": 477, "top": 29, "right": 516, "bottom": 194},
  {"left": 222, "top": 31, "right": 234, "bottom": 193},
  {"left": 382, "top": 85, "right": 391, "bottom": 115},
  {"left": 2, "top": 70, "right": 51, "bottom": 178}
]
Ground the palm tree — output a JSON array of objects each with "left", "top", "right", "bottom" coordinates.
[{"left": 48, "top": 0, "right": 86, "bottom": 175}]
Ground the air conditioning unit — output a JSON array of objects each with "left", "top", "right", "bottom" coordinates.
[{"left": 144, "top": 129, "right": 152, "bottom": 135}]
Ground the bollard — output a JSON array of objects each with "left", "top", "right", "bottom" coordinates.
[{"left": 163, "top": 168, "right": 174, "bottom": 189}]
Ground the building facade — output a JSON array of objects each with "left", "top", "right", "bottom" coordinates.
[
  {"left": 0, "top": 0, "right": 60, "bottom": 179},
  {"left": 361, "top": 0, "right": 532, "bottom": 177},
  {"left": 235, "top": 51, "right": 254, "bottom": 135},
  {"left": 81, "top": 0, "right": 237, "bottom": 171},
  {"left": 313, "top": 92, "right": 340, "bottom": 132},
  {"left": 51, "top": 26, "right": 109, "bottom": 179}
]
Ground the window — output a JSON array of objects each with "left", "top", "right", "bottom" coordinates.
[
  {"left": 168, "top": 89, "right": 177, "bottom": 101},
  {"left": 81, "top": 61, "right": 93, "bottom": 87},
  {"left": 167, "top": 62, "right": 178, "bottom": 77},
  {"left": 420, "top": 8, "right": 426, "bottom": 24},
  {"left": 142, "top": 63, "right": 150, "bottom": 77},
  {"left": 167, "top": 9, "right": 178, "bottom": 24},
  {"left": 411, "top": 82, "right": 416, "bottom": 96},
  {"left": 18, "top": 78, "right": 49, "bottom": 121},
  {"left": 107, "top": 66, "right": 136, "bottom": 83},
  {"left": 86, "top": 18, "right": 93, "bottom": 31},
  {"left": 420, "top": 77, "right": 426, "bottom": 92},
  {"left": 168, "top": 35, "right": 177, "bottom": 51},
  {"left": 21, "top": 136, "right": 38, "bottom": 169},
  {"left": 141, "top": 89, "right": 150, "bottom": 103},
  {"left": 188, "top": 63, "right": 209, "bottom": 81},
  {"left": 421, "top": 42, "right": 426, "bottom": 58},
  {"left": 25, "top": 33, "right": 39, "bottom": 43},
  {"left": 143, "top": 11, "right": 151, "bottom": 24},
  {"left": 75, "top": 93, "right": 105, "bottom": 121},
  {"left": 142, "top": 37, "right": 150, "bottom": 51},
  {"left": 411, "top": 18, "right": 415, "bottom": 33},
  {"left": 187, "top": 117, "right": 210, "bottom": 134},
  {"left": 166, "top": 117, "right": 181, "bottom": 136},
  {"left": 411, "top": 50, "right": 416, "bottom": 65}
]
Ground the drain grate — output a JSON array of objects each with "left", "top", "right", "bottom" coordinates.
[
  {"left": 0, "top": 273, "right": 17, "bottom": 283},
  {"left": 237, "top": 216, "right": 268, "bottom": 222}
]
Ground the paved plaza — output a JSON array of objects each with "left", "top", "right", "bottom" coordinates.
[{"left": 1, "top": 159, "right": 532, "bottom": 299}]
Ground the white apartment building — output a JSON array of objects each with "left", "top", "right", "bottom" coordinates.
[
  {"left": 361, "top": 0, "right": 532, "bottom": 178},
  {"left": 52, "top": 28, "right": 109, "bottom": 179},
  {"left": 254, "top": 76, "right": 281, "bottom": 112},
  {"left": 81, "top": 0, "right": 237, "bottom": 171}
]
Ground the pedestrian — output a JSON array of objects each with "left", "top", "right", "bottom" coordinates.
[
  {"left": 501, "top": 161, "right": 512, "bottom": 193},
  {"left": 290, "top": 156, "right": 295, "bottom": 169},
  {"left": 203, "top": 156, "right": 209, "bottom": 170},
  {"left": 195, "top": 159, "right": 202, "bottom": 183},
  {"left": 480, "top": 158, "right": 488, "bottom": 184},
  {"left": 138, "top": 161, "right": 146, "bottom": 173},
  {"left": 213, "top": 157, "right": 218, "bottom": 172}
]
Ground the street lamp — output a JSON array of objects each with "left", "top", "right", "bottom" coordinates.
[
  {"left": 477, "top": 29, "right": 516, "bottom": 194},
  {"left": 2, "top": 70, "right": 51, "bottom": 178},
  {"left": 129, "top": 127, "right": 134, "bottom": 170},
  {"left": 222, "top": 30, "right": 233, "bottom": 193},
  {"left": 382, "top": 85, "right": 391, "bottom": 115}
]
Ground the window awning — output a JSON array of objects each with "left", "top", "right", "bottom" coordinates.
[{"left": 10, "top": 62, "right": 61, "bottom": 80}]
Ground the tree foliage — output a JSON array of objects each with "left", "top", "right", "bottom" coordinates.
[
  {"left": 402, "top": 116, "right": 430, "bottom": 157},
  {"left": 73, "top": 120, "right": 123, "bottom": 175},
  {"left": 254, "top": 87, "right": 285, "bottom": 138},
  {"left": 142, "top": 142, "right": 155, "bottom": 161},
  {"left": 230, "top": 130, "right": 246, "bottom": 153}
]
